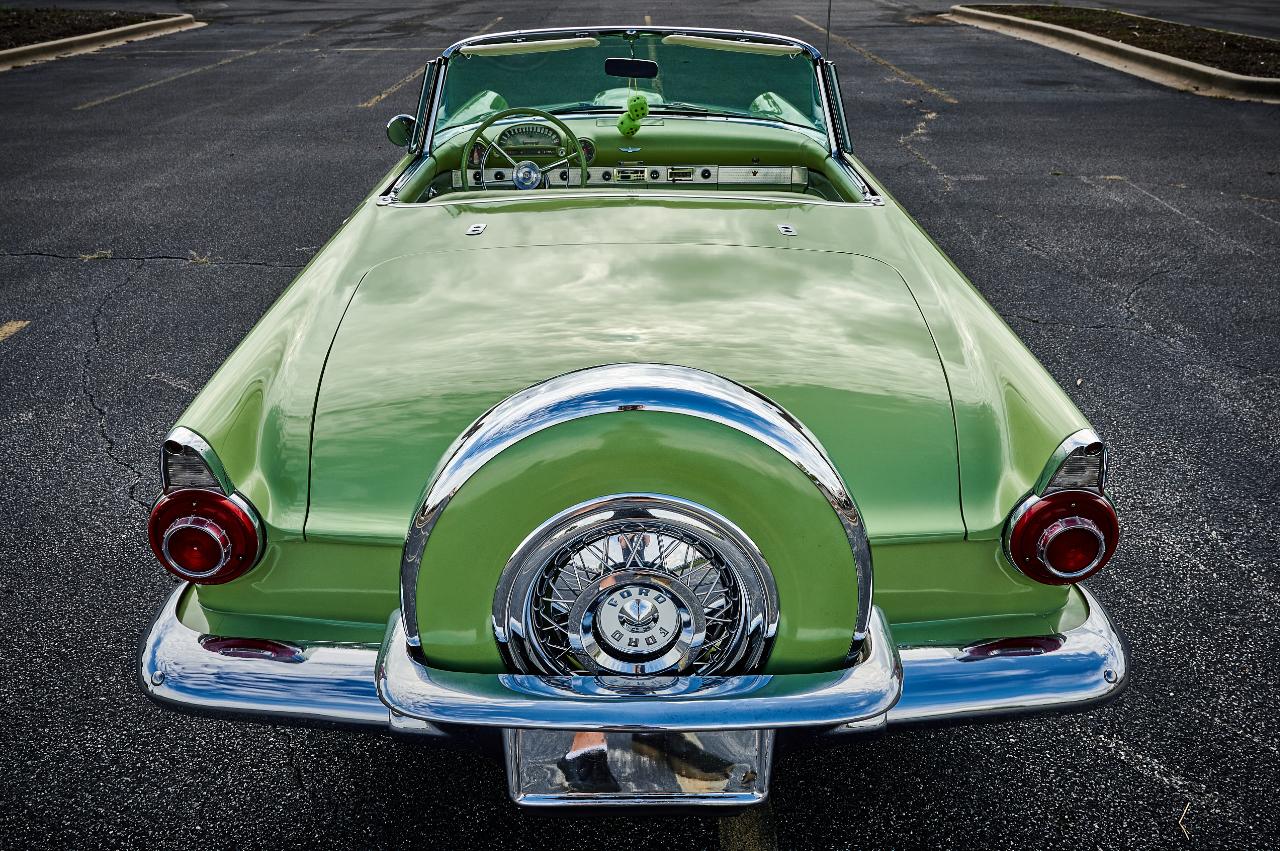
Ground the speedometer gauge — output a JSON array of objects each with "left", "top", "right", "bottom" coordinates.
[{"left": 497, "top": 123, "right": 562, "bottom": 157}]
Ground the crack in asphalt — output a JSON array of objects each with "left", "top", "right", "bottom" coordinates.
[
  {"left": 0, "top": 250, "right": 305, "bottom": 269},
  {"left": 1120, "top": 262, "right": 1189, "bottom": 314},
  {"left": 80, "top": 260, "right": 150, "bottom": 514}
]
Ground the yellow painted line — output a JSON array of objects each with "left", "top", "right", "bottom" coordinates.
[
  {"left": 356, "top": 16, "right": 503, "bottom": 108},
  {"left": 358, "top": 66, "right": 424, "bottom": 108},
  {"left": 0, "top": 320, "right": 30, "bottom": 343},
  {"left": 472, "top": 15, "right": 504, "bottom": 37},
  {"left": 794, "top": 14, "right": 958, "bottom": 104},
  {"left": 75, "top": 21, "right": 351, "bottom": 110}
]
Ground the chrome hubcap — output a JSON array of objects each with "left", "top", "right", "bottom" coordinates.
[{"left": 493, "top": 495, "right": 779, "bottom": 676}]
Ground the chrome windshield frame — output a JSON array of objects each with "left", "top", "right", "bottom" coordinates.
[{"left": 416, "top": 25, "right": 838, "bottom": 158}]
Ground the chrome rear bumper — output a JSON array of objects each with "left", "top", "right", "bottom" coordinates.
[{"left": 140, "top": 585, "right": 1127, "bottom": 736}]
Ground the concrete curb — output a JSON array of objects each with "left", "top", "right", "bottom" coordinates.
[
  {"left": 947, "top": 5, "right": 1280, "bottom": 104},
  {"left": 0, "top": 13, "right": 205, "bottom": 72}
]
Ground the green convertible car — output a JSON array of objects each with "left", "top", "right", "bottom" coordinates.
[{"left": 140, "top": 26, "right": 1127, "bottom": 806}]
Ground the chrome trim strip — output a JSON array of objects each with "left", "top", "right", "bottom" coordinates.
[
  {"left": 398, "top": 364, "right": 874, "bottom": 650},
  {"left": 813, "top": 54, "right": 840, "bottom": 155},
  {"left": 419, "top": 56, "right": 446, "bottom": 158},
  {"left": 837, "top": 153, "right": 885, "bottom": 206},
  {"left": 378, "top": 607, "right": 901, "bottom": 731},
  {"left": 139, "top": 585, "right": 418, "bottom": 730},
  {"left": 386, "top": 190, "right": 877, "bottom": 209},
  {"left": 161, "top": 426, "right": 232, "bottom": 494},
  {"left": 886, "top": 586, "right": 1127, "bottom": 725}
]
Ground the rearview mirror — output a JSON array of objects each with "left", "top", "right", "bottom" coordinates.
[
  {"left": 604, "top": 58, "right": 658, "bottom": 79},
  {"left": 386, "top": 114, "right": 416, "bottom": 148}
]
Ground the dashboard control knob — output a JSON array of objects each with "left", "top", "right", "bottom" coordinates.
[
  {"left": 494, "top": 171, "right": 506, "bottom": 181},
  {"left": 559, "top": 170, "right": 568, "bottom": 181},
  {"left": 649, "top": 169, "right": 660, "bottom": 180},
  {"left": 473, "top": 171, "right": 482, "bottom": 183},
  {"left": 602, "top": 170, "right": 612, "bottom": 181},
  {"left": 701, "top": 168, "right": 712, "bottom": 180}
]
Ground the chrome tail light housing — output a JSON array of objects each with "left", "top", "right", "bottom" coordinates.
[
  {"left": 149, "top": 427, "right": 264, "bottom": 584},
  {"left": 1005, "top": 430, "right": 1119, "bottom": 585}
]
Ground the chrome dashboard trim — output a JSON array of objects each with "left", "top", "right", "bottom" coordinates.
[{"left": 397, "top": 363, "right": 875, "bottom": 651}]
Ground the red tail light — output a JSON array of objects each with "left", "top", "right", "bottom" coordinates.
[
  {"left": 148, "top": 488, "right": 262, "bottom": 584},
  {"left": 1007, "top": 490, "right": 1118, "bottom": 585}
]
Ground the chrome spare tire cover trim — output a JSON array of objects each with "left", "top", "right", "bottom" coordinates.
[{"left": 399, "top": 363, "right": 873, "bottom": 652}]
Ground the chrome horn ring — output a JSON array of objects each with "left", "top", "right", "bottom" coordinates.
[{"left": 493, "top": 494, "right": 778, "bottom": 677}]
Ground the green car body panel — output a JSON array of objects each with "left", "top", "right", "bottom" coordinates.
[{"left": 176, "top": 117, "right": 1091, "bottom": 673}]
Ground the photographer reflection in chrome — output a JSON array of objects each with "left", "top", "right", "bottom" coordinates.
[{"left": 558, "top": 729, "right": 741, "bottom": 794}]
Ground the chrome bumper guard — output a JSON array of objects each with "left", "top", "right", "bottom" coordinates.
[{"left": 141, "top": 585, "right": 1127, "bottom": 736}]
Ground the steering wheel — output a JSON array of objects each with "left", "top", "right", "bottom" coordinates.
[{"left": 461, "top": 107, "right": 589, "bottom": 192}]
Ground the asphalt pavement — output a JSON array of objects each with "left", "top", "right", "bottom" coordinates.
[{"left": 1, "top": 1, "right": 1277, "bottom": 849}]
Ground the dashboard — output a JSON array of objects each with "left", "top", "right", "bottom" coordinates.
[
  {"left": 422, "top": 116, "right": 847, "bottom": 200},
  {"left": 455, "top": 124, "right": 809, "bottom": 191},
  {"left": 453, "top": 163, "right": 810, "bottom": 190}
]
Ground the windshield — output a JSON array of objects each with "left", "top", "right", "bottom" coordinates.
[{"left": 434, "top": 33, "right": 827, "bottom": 137}]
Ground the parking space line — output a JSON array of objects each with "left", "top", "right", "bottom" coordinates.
[
  {"left": 359, "top": 67, "right": 425, "bottom": 108},
  {"left": 471, "top": 15, "right": 504, "bottom": 37},
  {"left": 75, "top": 21, "right": 350, "bottom": 111},
  {"left": 356, "top": 16, "right": 503, "bottom": 108},
  {"left": 0, "top": 320, "right": 30, "bottom": 344},
  {"left": 793, "top": 14, "right": 958, "bottom": 104}
]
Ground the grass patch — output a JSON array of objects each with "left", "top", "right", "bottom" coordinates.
[
  {"left": 0, "top": 7, "right": 165, "bottom": 51},
  {"left": 970, "top": 5, "right": 1280, "bottom": 78}
]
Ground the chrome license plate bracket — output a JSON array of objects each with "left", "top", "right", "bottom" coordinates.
[{"left": 504, "top": 728, "right": 773, "bottom": 806}]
